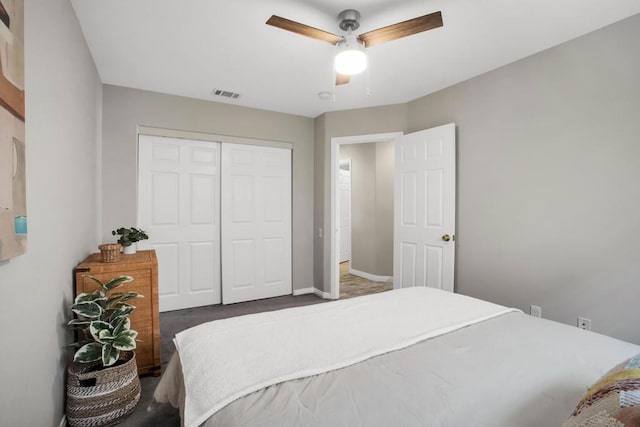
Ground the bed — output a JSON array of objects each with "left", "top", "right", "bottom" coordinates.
[{"left": 152, "top": 287, "right": 640, "bottom": 427}]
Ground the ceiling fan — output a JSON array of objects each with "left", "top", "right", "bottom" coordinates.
[{"left": 266, "top": 9, "right": 443, "bottom": 86}]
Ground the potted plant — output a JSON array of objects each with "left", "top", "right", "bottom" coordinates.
[
  {"left": 66, "top": 275, "right": 143, "bottom": 427},
  {"left": 112, "top": 227, "right": 148, "bottom": 255}
]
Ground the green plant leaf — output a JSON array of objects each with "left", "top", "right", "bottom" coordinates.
[
  {"left": 106, "top": 294, "right": 141, "bottom": 309},
  {"left": 84, "top": 275, "right": 106, "bottom": 291},
  {"left": 98, "top": 329, "right": 114, "bottom": 341},
  {"left": 109, "top": 291, "right": 143, "bottom": 303},
  {"left": 67, "top": 319, "right": 91, "bottom": 326},
  {"left": 74, "top": 292, "right": 106, "bottom": 304},
  {"left": 112, "top": 316, "right": 131, "bottom": 336},
  {"left": 112, "top": 330, "right": 138, "bottom": 351},
  {"left": 71, "top": 302, "right": 102, "bottom": 319},
  {"left": 74, "top": 342, "right": 102, "bottom": 364},
  {"left": 89, "top": 321, "right": 112, "bottom": 342},
  {"left": 103, "top": 276, "right": 134, "bottom": 292},
  {"left": 111, "top": 301, "right": 135, "bottom": 310},
  {"left": 107, "top": 302, "right": 135, "bottom": 320},
  {"left": 102, "top": 343, "right": 120, "bottom": 367}
]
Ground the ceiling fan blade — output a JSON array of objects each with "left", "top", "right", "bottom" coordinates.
[
  {"left": 358, "top": 11, "right": 443, "bottom": 48},
  {"left": 266, "top": 15, "right": 342, "bottom": 45},
  {"left": 336, "top": 74, "right": 351, "bottom": 85}
]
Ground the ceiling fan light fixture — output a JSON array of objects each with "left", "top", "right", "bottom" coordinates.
[
  {"left": 335, "top": 49, "right": 367, "bottom": 75},
  {"left": 267, "top": 9, "right": 443, "bottom": 86},
  {"left": 334, "top": 36, "right": 367, "bottom": 76}
]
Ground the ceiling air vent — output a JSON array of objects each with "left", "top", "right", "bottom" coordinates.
[{"left": 211, "top": 88, "right": 241, "bottom": 99}]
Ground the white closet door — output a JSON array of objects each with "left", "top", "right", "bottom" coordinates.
[
  {"left": 393, "top": 123, "right": 456, "bottom": 292},
  {"left": 138, "top": 135, "right": 221, "bottom": 312},
  {"left": 221, "top": 144, "right": 292, "bottom": 304}
]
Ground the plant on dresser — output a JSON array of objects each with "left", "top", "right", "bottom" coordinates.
[
  {"left": 66, "top": 275, "right": 143, "bottom": 427},
  {"left": 111, "top": 227, "right": 149, "bottom": 255}
]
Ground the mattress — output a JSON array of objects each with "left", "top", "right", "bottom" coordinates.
[{"left": 153, "top": 289, "right": 640, "bottom": 427}]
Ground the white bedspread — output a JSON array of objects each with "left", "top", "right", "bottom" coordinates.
[{"left": 160, "top": 287, "right": 517, "bottom": 427}]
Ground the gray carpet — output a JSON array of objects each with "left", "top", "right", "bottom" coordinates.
[{"left": 119, "top": 293, "right": 326, "bottom": 426}]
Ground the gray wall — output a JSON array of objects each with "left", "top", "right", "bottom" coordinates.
[
  {"left": 375, "top": 141, "right": 394, "bottom": 275},
  {"left": 406, "top": 13, "right": 640, "bottom": 344},
  {"left": 339, "top": 141, "right": 394, "bottom": 276},
  {"left": 313, "top": 114, "right": 326, "bottom": 289},
  {"left": 0, "top": 0, "right": 102, "bottom": 424},
  {"left": 101, "top": 86, "right": 315, "bottom": 290},
  {"left": 340, "top": 144, "right": 376, "bottom": 273}
]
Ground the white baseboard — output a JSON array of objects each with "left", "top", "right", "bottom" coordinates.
[
  {"left": 59, "top": 415, "right": 66, "bottom": 427},
  {"left": 349, "top": 268, "right": 393, "bottom": 283},
  {"left": 293, "top": 287, "right": 333, "bottom": 299},
  {"left": 313, "top": 288, "right": 333, "bottom": 299}
]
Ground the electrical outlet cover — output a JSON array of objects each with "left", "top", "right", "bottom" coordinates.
[
  {"left": 530, "top": 305, "right": 542, "bottom": 318},
  {"left": 578, "top": 317, "right": 591, "bottom": 331}
]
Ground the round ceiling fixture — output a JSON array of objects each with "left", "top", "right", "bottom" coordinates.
[{"left": 334, "top": 35, "right": 367, "bottom": 75}]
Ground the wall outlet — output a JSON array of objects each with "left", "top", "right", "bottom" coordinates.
[
  {"left": 577, "top": 317, "right": 591, "bottom": 331},
  {"left": 530, "top": 305, "right": 542, "bottom": 318},
  {"left": 318, "top": 228, "right": 323, "bottom": 238}
]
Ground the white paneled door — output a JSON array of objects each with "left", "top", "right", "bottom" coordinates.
[
  {"left": 338, "top": 160, "right": 351, "bottom": 263},
  {"left": 138, "top": 135, "right": 221, "bottom": 312},
  {"left": 393, "top": 124, "right": 456, "bottom": 292},
  {"left": 221, "top": 144, "right": 292, "bottom": 304}
]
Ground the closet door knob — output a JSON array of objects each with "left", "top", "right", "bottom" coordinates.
[{"left": 442, "top": 234, "right": 451, "bottom": 242}]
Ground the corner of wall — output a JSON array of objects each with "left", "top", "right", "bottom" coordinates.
[
  {"left": 313, "top": 114, "right": 327, "bottom": 290},
  {"left": 95, "top": 82, "right": 104, "bottom": 248}
]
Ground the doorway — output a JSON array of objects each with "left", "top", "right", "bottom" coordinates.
[
  {"left": 338, "top": 156, "right": 394, "bottom": 298},
  {"left": 329, "top": 125, "right": 457, "bottom": 299},
  {"left": 331, "top": 132, "right": 402, "bottom": 299}
]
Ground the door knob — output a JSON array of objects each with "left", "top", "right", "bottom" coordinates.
[{"left": 442, "top": 234, "right": 451, "bottom": 242}]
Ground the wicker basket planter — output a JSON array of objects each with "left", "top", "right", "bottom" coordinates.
[
  {"left": 98, "top": 244, "right": 121, "bottom": 263},
  {"left": 66, "top": 351, "right": 140, "bottom": 427}
]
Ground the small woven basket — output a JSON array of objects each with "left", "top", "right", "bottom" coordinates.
[
  {"left": 66, "top": 351, "right": 140, "bottom": 427},
  {"left": 98, "top": 244, "right": 121, "bottom": 263}
]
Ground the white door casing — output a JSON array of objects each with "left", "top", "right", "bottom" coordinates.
[
  {"left": 221, "top": 143, "right": 292, "bottom": 304},
  {"left": 393, "top": 123, "right": 456, "bottom": 292},
  {"left": 138, "top": 135, "right": 221, "bottom": 312},
  {"left": 330, "top": 132, "right": 403, "bottom": 300},
  {"left": 338, "top": 159, "right": 352, "bottom": 263}
]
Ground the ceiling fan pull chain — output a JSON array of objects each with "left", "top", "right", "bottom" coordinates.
[
  {"left": 366, "top": 57, "right": 371, "bottom": 96},
  {"left": 332, "top": 68, "right": 336, "bottom": 102}
]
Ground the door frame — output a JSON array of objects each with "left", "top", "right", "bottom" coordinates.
[{"left": 329, "top": 132, "right": 403, "bottom": 299}]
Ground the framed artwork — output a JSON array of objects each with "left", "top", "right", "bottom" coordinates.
[{"left": 0, "top": 0, "right": 25, "bottom": 261}]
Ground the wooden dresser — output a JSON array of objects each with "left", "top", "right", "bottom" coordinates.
[{"left": 74, "top": 250, "right": 161, "bottom": 376}]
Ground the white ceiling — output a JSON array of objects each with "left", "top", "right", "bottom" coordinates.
[{"left": 70, "top": 1, "right": 640, "bottom": 118}]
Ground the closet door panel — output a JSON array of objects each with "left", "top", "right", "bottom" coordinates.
[
  {"left": 138, "top": 135, "right": 221, "bottom": 311},
  {"left": 221, "top": 144, "right": 292, "bottom": 304}
]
